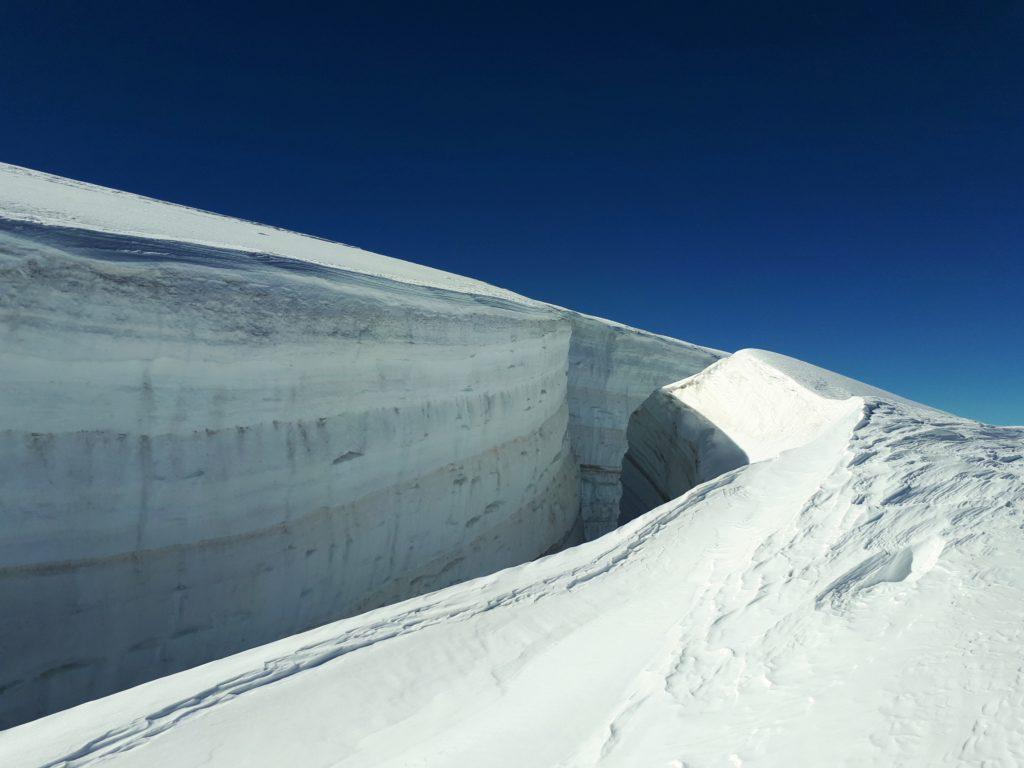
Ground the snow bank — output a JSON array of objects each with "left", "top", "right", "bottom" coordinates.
[{"left": 620, "top": 349, "right": 891, "bottom": 522}]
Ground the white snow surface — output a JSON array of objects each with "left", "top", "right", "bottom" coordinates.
[
  {"left": 0, "top": 163, "right": 526, "bottom": 300},
  {"left": 3, "top": 348, "right": 1023, "bottom": 767}
]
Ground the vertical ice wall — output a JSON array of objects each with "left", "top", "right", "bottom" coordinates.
[
  {"left": 0, "top": 163, "right": 724, "bottom": 726},
  {"left": 564, "top": 313, "right": 724, "bottom": 538},
  {"left": 0, "top": 225, "right": 580, "bottom": 726}
]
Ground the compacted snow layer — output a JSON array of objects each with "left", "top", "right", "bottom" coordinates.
[
  {"left": 4, "top": 351, "right": 1021, "bottom": 767},
  {"left": 0, "top": 164, "right": 722, "bottom": 726}
]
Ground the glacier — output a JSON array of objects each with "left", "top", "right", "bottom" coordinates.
[
  {"left": 1, "top": 163, "right": 1022, "bottom": 766},
  {"left": 0, "top": 163, "right": 721, "bottom": 727}
]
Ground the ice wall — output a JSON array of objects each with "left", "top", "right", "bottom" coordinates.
[
  {"left": 0, "top": 164, "right": 723, "bottom": 726},
  {"left": 565, "top": 313, "right": 722, "bottom": 538},
  {"left": 0, "top": 224, "right": 584, "bottom": 726}
]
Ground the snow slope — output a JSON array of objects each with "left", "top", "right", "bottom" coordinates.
[
  {"left": 0, "top": 163, "right": 524, "bottom": 299},
  {"left": 3, "top": 349, "right": 1022, "bottom": 767},
  {"left": 0, "top": 163, "right": 721, "bottom": 725}
]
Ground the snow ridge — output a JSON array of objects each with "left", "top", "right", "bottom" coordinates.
[{"left": 0, "top": 162, "right": 528, "bottom": 300}]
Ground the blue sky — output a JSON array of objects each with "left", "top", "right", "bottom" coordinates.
[{"left": 2, "top": 2, "right": 1022, "bottom": 423}]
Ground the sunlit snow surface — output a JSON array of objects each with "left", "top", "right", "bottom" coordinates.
[{"left": 1, "top": 164, "right": 1022, "bottom": 766}]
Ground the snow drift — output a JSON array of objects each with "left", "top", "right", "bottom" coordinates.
[
  {"left": 619, "top": 349, "right": 890, "bottom": 523},
  {"left": 1, "top": 164, "right": 1022, "bottom": 767}
]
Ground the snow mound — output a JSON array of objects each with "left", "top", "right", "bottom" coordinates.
[
  {"left": 618, "top": 350, "right": 868, "bottom": 522},
  {"left": 670, "top": 348, "right": 944, "bottom": 461},
  {"left": 4, "top": 350, "right": 1022, "bottom": 767}
]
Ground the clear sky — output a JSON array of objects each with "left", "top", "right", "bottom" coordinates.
[{"left": 2, "top": 3, "right": 1022, "bottom": 424}]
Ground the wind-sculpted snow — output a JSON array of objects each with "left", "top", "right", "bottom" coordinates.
[
  {"left": 0, "top": 163, "right": 722, "bottom": 726},
  {"left": 619, "top": 349, "right": 878, "bottom": 523},
  {"left": 4, "top": 351, "right": 1021, "bottom": 767}
]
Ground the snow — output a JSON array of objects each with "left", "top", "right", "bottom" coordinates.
[
  {"left": 4, "top": 350, "right": 1022, "bottom": 766},
  {"left": 0, "top": 163, "right": 525, "bottom": 300},
  {"left": 565, "top": 310, "right": 725, "bottom": 538},
  {"left": 2, "top": 165, "right": 1022, "bottom": 766},
  {"left": 0, "top": 164, "right": 721, "bottom": 725}
]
